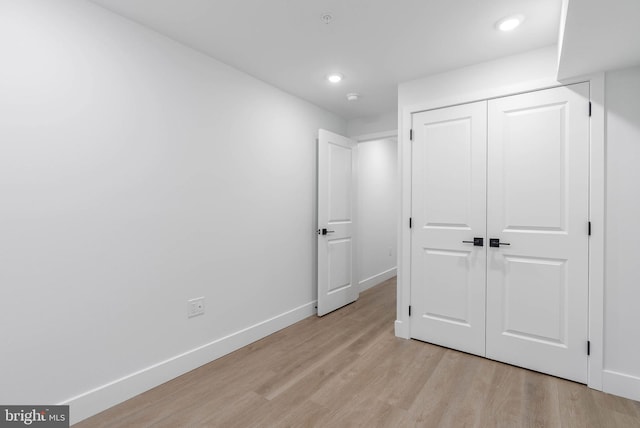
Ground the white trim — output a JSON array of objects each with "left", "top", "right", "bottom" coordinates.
[
  {"left": 394, "top": 320, "right": 408, "bottom": 339},
  {"left": 397, "top": 74, "right": 606, "bottom": 394},
  {"left": 602, "top": 370, "right": 640, "bottom": 402},
  {"left": 401, "top": 77, "right": 561, "bottom": 119},
  {"left": 587, "top": 73, "right": 605, "bottom": 391},
  {"left": 402, "top": 76, "right": 598, "bottom": 119},
  {"left": 397, "top": 104, "right": 412, "bottom": 341},
  {"left": 359, "top": 267, "right": 397, "bottom": 292},
  {"left": 353, "top": 129, "right": 398, "bottom": 143},
  {"left": 62, "top": 301, "right": 317, "bottom": 425}
]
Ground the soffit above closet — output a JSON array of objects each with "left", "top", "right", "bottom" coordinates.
[
  {"left": 88, "top": 0, "right": 561, "bottom": 120},
  {"left": 558, "top": 0, "right": 640, "bottom": 80}
]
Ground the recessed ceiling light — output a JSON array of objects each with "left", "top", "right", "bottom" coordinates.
[
  {"left": 346, "top": 93, "right": 359, "bottom": 101},
  {"left": 327, "top": 73, "right": 343, "bottom": 83},
  {"left": 496, "top": 14, "right": 524, "bottom": 32}
]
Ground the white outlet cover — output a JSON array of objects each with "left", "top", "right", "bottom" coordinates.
[{"left": 188, "top": 297, "right": 205, "bottom": 318}]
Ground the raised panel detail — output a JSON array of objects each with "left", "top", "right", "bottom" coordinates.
[
  {"left": 503, "top": 103, "right": 567, "bottom": 232},
  {"left": 422, "top": 118, "right": 472, "bottom": 229},
  {"left": 328, "top": 238, "right": 352, "bottom": 293},
  {"left": 422, "top": 249, "right": 471, "bottom": 326},
  {"left": 502, "top": 256, "right": 567, "bottom": 346},
  {"left": 328, "top": 143, "right": 352, "bottom": 223}
]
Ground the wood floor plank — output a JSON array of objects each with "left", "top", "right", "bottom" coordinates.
[
  {"left": 377, "top": 340, "right": 446, "bottom": 411},
  {"left": 247, "top": 348, "right": 360, "bottom": 427},
  {"left": 308, "top": 332, "right": 404, "bottom": 409},
  {"left": 271, "top": 400, "right": 330, "bottom": 428},
  {"left": 474, "top": 359, "right": 528, "bottom": 428},
  {"left": 197, "top": 391, "right": 273, "bottom": 428},
  {"left": 74, "top": 277, "right": 640, "bottom": 428},
  {"left": 520, "top": 370, "right": 562, "bottom": 427},
  {"left": 312, "top": 395, "right": 409, "bottom": 428},
  {"left": 557, "top": 378, "right": 608, "bottom": 428},
  {"left": 406, "top": 349, "right": 481, "bottom": 427},
  {"left": 598, "top": 388, "right": 640, "bottom": 419},
  {"left": 434, "top": 353, "right": 494, "bottom": 428}
]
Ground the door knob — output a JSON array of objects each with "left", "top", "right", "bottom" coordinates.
[
  {"left": 320, "top": 228, "right": 335, "bottom": 235},
  {"left": 462, "top": 237, "right": 484, "bottom": 247},
  {"left": 489, "top": 238, "right": 510, "bottom": 248}
]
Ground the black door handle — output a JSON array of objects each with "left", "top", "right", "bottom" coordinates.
[
  {"left": 462, "top": 237, "right": 484, "bottom": 247},
  {"left": 489, "top": 238, "right": 510, "bottom": 248},
  {"left": 320, "top": 228, "right": 335, "bottom": 235}
]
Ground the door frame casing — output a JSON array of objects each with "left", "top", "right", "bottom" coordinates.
[{"left": 396, "top": 73, "right": 605, "bottom": 391}]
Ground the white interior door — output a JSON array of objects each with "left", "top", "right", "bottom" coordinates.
[
  {"left": 486, "top": 83, "right": 590, "bottom": 382},
  {"left": 410, "top": 101, "right": 487, "bottom": 356},
  {"left": 317, "top": 129, "right": 358, "bottom": 316}
]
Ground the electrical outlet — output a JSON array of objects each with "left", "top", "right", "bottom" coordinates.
[{"left": 187, "top": 297, "right": 205, "bottom": 318}]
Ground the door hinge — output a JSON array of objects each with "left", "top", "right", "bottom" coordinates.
[
  {"left": 409, "top": 129, "right": 413, "bottom": 141},
  {"left": 588, "top": 221, "right": 592, "bottom": 236},
  {"left": 587, "top": 340, "right": 591, "bottom": 356},
  {"left": 409, "top": 305, "right": 412, "bottom": 316},
  {"left": 589, "top": 102, "right": 592, "bottom": 117},
  {"left": 409, "top": 217, "right": 412, "bottom": 228}
]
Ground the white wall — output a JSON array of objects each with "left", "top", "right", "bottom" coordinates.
[
  {"left": 357, "top": 139, "right": 398, "bottom": 291},
  {"left": 603, "top": 65, "right": 640, "bottom": 399},
  {"left": 399, "top": 45, "right": 559, "bottom": 109},
  {"left": 0, "top": 0, "right": 345, "bottom": 423},
  {"left": 347, "top": 111, "right": 398, "bottom": 138}
]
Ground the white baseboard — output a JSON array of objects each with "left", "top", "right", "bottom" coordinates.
[
  {"left": 602, "top": 369, "right": 640, "bottom": 402},
  {"left": 394, "top": 320, "right": 409, "bottom": 339},
  {"left": 64, "top": 301, "right": 317, "bottom": 425},
  {"left": 359, "top": 267, "right": 397, "bottom": 292}
]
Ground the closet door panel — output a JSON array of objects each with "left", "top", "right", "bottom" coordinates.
[
  {"left": 410, "top": 101, "right": 487, "bottom": 357},
  {"left": 486, "top": 83, "right": 590, "bottom": 383}
]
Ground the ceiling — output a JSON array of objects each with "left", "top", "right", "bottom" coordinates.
[
  {"left": 88, "top": 0, "right": 562, "bottom": 120},
  {"left": 558, "top": 0, "right": 640, "bottom": 80}
]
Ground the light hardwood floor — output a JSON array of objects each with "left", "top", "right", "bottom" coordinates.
[{"left": 76, "top": 278, "right": 640, "bottom": 427}]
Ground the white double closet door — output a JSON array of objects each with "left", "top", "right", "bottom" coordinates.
[{"left": 410, "top": 83, "right": 590, "bottom": 383}]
